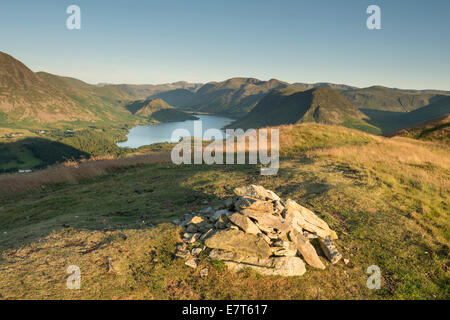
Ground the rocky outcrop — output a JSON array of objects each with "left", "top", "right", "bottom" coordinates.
[{"left": 173, "top": 185, "right": 343, "bottom": 277}]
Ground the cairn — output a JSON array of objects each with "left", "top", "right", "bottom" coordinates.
[{"left": 173, "top": 185, "right": 342, "bottom": 276}]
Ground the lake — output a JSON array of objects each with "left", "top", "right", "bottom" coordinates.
[{"left": 117, "top": 114, "right": 234, "bottom": 148}]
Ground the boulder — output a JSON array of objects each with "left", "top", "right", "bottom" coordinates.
[
  {"left": 234, "top": 185, "right": 280, "bottom": 201},
  {"left": 242, "top": 210, "right": 290, "bottom": 235},
  {"left": 204, "top": 229, "right": 271, "bottom": 258},
  {"left": 191, "top": 247, "right": 203, "bottom": 256},
  {"left": 187, "top": 233, "right": 201, "bottom": 244},
  {"left": 224, "top": 256, "right": 306, "bottom": 277},
  {"left": 258, "top": 233, "right": 272, "bottom": 245},
  {"left": 185, "top": 258, "right": 198, "bottom": 269},
  {"left": 271, "top": 246, "right": 297, "bottom": 257},
  {"left": 228, "top": 213, "right": 260, "bottom": 235},
  {"left": 320, "top": 237, "right": 342, "bottom": 264},
  {"left": 175, "top": 250, "right": 190, "bottom": 259},
  {"left": 209, "top": 249, "right": 274, "bottom": 268},
  {"left": 289, "top": 230, "right": 325, "bottom": 270},
  {"left": 186, "top": 215, "right": 208, "bottom": 233},
  {"left": 285, "top": 200, "right": 337, "bottom": 240},
  {"left": 200, "top": 228, "right": 215, "bottom": 241},
  {"left": 285, "top": 207, "right": 336, "bottom": 240},
  {"left": 235, "top": 197, "right": 274, "bottom": 213}
]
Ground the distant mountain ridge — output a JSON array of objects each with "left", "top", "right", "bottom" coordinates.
[
  {"left": 108, "top": 81, "right": 202, "bottom": 100},
  {"left": 361, "top": 95, "right": 450, "bottom": 133},
  {"left": 227, "top": 86, "right": 378, "bottom": 133},
  {"left": 1, "top": 51, "right": 449, "bottom": 134},
  {"left": 341, "top": 86, "right": 449, "bottom": 112},
  {"left": 292, "top": 82, "right": 357, "bottom": 91},
  {"left": 160, "top": 77, "right": 291, "bottom": 117},
  {"left": 0, "top": 51, "right": 203, "bottom": 127}
]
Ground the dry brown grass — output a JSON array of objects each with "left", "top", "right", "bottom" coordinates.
[
  {"left": 0, "top": 152, "right": 171, "bottom": 194},
  {"left": 312, "top": 136, "right": 450, "bottom": 166}
]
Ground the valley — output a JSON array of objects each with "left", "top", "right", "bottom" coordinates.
[
  {"left": 1, "top": 51, "right": 448, "bottom": 173},
  {"left": 0, "top": 50, "right": 449, "bottom": 300}
]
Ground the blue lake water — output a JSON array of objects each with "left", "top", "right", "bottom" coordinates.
[{"left": 117, "top": 114, "right": 234, "bottom": 148}]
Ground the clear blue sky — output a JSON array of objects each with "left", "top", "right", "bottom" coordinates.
[{"left": 0, "top": 0, "right": 449, "bottom": 90}]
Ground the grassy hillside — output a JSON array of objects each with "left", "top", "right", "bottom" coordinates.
[
  {"left": 0, "top": 127, "right": 132, "bottom": 173},
  {"left": 362, "top": 95, "right": 450, "bottom": 133},
  {"left": 386, "top": 115, "right": 450, "bottom": 144},
  {"left": 0, "top": 52, "right": 94, "bottom": 124},
  {"left": 0, "top": 124, "right": 448, "bottom": 299},
  {"left": 342, "top": 86, "right": 449, "bottom": 112},
  {"left": 228, "top": 86, "right": 380, "bottom": 134},
  {"left": 149, "top": 89, "right": 196, "bottom": 107},
  {"left": 124, "top": 98, "right": 198, "bottom": 122},
  {"left": 0, "top": 52, "right": 146, "bottom": 128}
]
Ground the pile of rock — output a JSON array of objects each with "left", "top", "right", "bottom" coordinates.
[{"left": 173, "top": 185, "right": 342, "bottom": 276}]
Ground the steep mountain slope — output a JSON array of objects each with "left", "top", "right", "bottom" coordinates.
[
  {"left": 124, "top": 98, "right": 198, "bottom": 122},
  {"left": 110, "top": 81, "right": 202, "bottom": 99},
  {"left": 362, "top": 95, "right": 450, "bottom": 133},
  {"left": 228, "top": 86, "right": 378, "bottom": 133},
  {"left": 0, "top": 51, "right": 141, "bottom": 126},
  {"left": 149, "top": 88, "right": 196, "bottom": 107},
  {"left": 385, "top": 115, "right": 450, "bottom": 143},
  {"left": 37, "top": 72, "right": 136, "bottom": 122},
  {"left": 341, "top": 86, "right": 449, "bottom": 112},
  {"left": 179, "top": 78, "right": 290, "bottom": 117},
  {"left": 0, "top": 52, "right": 98, "bottom": 123}
]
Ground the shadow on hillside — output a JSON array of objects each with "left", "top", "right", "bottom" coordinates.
[
  {"left": 0, "top": 137, "right": 90, "bottom": 173},
  {"left": 123, "top": 100, "right": 146, "bottom": 114},
  {"left": 359, "top": 109, "right": 405, "bottom": 133},
  {"left": 0, "top": 156, "right": 328, "bottom": 254}
]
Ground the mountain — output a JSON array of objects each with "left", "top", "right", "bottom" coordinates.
[
  {"left": 292, "top": 82, "right": 357, "bottom": 91},
  {"left": 124, "top": 98, "right": 198, "bottom": 122},
  {"left": 149, "top": 88, "right": 196, "bottom": 107},
  {"left": 36, "top": 72, "right": 136, "bottom": 122},
  {"left": 0, "top": 51, "right": 140, "bottom": 126},
  {"left": 361, "top": 95, "right": 450, "bottom": 133},
  {"left": 0, "top": 52, "right": 96, "bottom": 124},
  {"left": 341, "top": 86, "right": 449, "bottom": 112},
  {"left": 385, "top": 115, "right": 450, "bottom": 144},
  {"left": 227, "top": 86, "right": 378, "bottom": 133},
  {"left": 109, "top": 81, "right": 202, "bottom": 100},
  {"left": 177, "top": 78, "right": 290, "bottom": 117}
]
